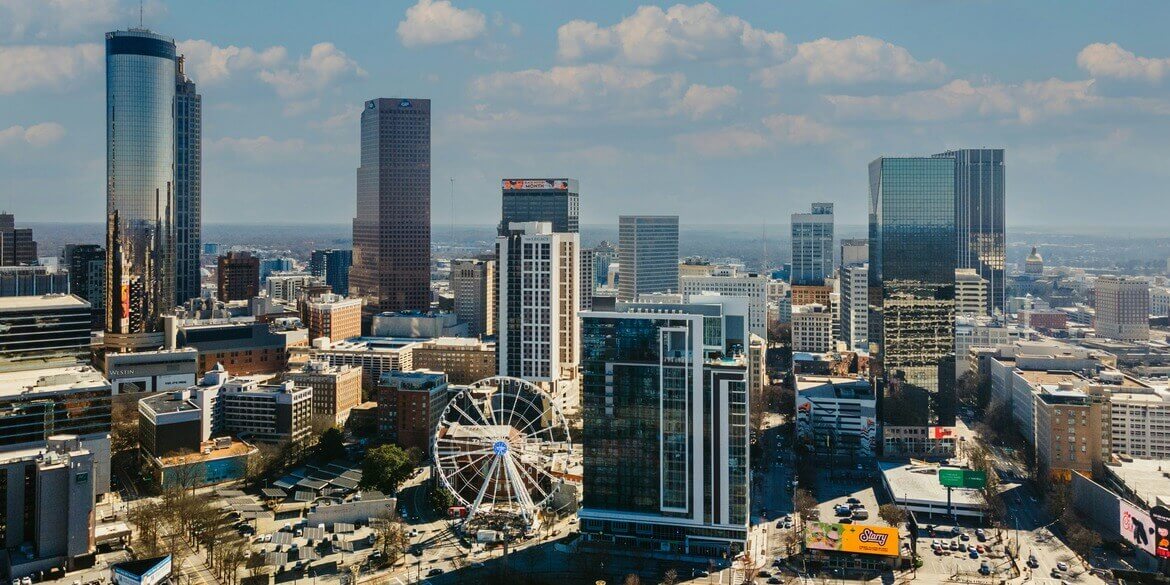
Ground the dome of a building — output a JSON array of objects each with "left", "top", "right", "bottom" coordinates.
[{"left": 1025, "top": 246, "right": 1044, "bottom": 275}]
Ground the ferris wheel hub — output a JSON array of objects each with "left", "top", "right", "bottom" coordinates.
[{"left": 493, "top": 440, "right": 509, "bottom": 455}]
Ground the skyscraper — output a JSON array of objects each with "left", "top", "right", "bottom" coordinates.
[
  {"left": 869, "top": 156, "right": 956, "bottom": 456},
  {"left": 579, "top": 296, "right": 750, "bottom": 557},
  {"left": 174, "top": 57, "right": 202, "bottom": 306},
  {"left": 499, "top": 179, "right": 579, "bottom": 235},
  {"left": 217, "top": 251, "right": 259, "bottom": 302},
  {"left": 64, "top": 244, "right": 106, "bottom": 329},
  {"left": 309, "top": 248, "right": 353, "bottom": 296},
  {"left": 105, "top": 29, "right": 177, "bottom": 351},
  {"left": 496, "top": 222, "right": 578, "bottom": 390},
  {"left": 0, "top": 213, "right": 38, "bottom": 266},
  {"left": 791, "top": 202, "right": 834, "bottom": 286},
  {"left": 935, "top": 149, "right": 1004, "bottom": 315},
  {"left": 350, "top": 98, "right": 431, "bottom": 319},
  {"left": 839, "top": 262, "right": 868, "bottom": 352},
  {"left": 617, "top": 215, "right": 678, "bottom": 301}
]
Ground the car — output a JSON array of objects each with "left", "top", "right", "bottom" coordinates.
[
  {"left": 949, "top": 541, "right": 959, "bottom": 551},
  {"left": 427, "top": 568, "right": 444, "bottom": 577},
  {"left": 835, "top": 506, "right": 852, "bottom": 517},
  {"left": 846, "top": 497, "right": 861, "bottom": 505},
  {"left": 767, "top": 579, "right": 782, "bottom": 584},
  {"left": 1027, "top": 555, "right": 1038, "bottom": 568},
  {"left": 1051, "top": 569, "right": 1062, "bottom": 578},
  {"left": 1056, "top": 562, "right": 1068, "bottom": 572},
  {"left": 783, "top": 521, "right": 793, "bottom": 529},
  {"left": 975, "top": 528, "right": 986, "bottom": 541},
  {"left": 969, "top": 549, "right": 979, "bottom": 559},
  {"left": 757, "top": 570, "right": 771, "bottom": 577},
  {"left": 959, "top": 533, "right": 970, "bottom": 541},
  {"left": 958, "top": 543, "right": 967, "bottom": 552},
  {"left": 976, "top": 545, "right": 985, "bottom": 554},
  {"left": 839, "top": 518, "right": 853, "bottom": 524},
  {"left": 20, "top": 579, "right": 30, "bottom": 585},
  {"left": 851, "top": 509, "right": 869, "bottom": 520},
  {"left": 409, "top": 529, "right": 419, "bottom": 537},
  {"left": 470, "top": 563, "right": 485, "bottom": 569},
  {"left": 772, "top": 559, "right": 783, "bottom": 568},
  {"left": 979, "top": 561, "right": 991, "bottom": 575},
  {"left": 692, "top": 570, "right": 709, "bottom": 577}
]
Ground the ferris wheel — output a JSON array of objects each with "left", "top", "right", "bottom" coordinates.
[{"left": 432, "top": 376, "right": 572, "bottom": 528}]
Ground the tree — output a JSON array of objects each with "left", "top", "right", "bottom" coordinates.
[
  {"left": 428, "top": 485, "right": 455, "bottom": 515},
  {"left": 405, "top": 446, "right": 425, "bottom": 467},
  {"left": 110, "top": 394, "right": 141, "bottom": 454},
  {"left": 360, "top": 445, "right": 414, "bottom": 494},
  {"left": 623, "top": 574, "right": 641, "bottom": 585},
  {"left": 878, "top": 503, "right": 907, "bottom": 527},
  {"left": 317, "top": 427, "right": 346, "bottom": 461},
  {"left": 661, "top": 568, "right": 679, "bottom": 585},
  {"left": 372, "top": 513, "right": 409, "bottom": 566},
  {"left": 793, "top": 488, "right": 819, "bottom": 522}
]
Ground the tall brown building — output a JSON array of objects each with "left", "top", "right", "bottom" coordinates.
[
  {"left": 217, "top": 251, "right": 259, "bottom": 302},
  {"left": 0, "top": 212, "right": 38, "bottom": 266},
  {"left": 350, "top": 98, "right": 431, "bottom": 322}
]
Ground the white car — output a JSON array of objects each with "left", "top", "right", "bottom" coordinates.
[{"left": 1056, "top": 562, "right": 1068, "bottom": 572}]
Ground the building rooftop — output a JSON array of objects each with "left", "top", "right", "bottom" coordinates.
[
  {"left": 880, "top": 462, "right": 985, "bottom": 508},
  {"left": 0, "top": 294, "right": 89, "bottom": 312},
  {"left": 1105, "top": 457, "right": 1170, "bottom": 508},
  {"left": 418, "top": 336, "right": 496, "bottom": 349},
  {"left": 796, "top": 376, "right": 874, "bottom": 399},
  {"left": 139, "top": 390, "right": 200, "bottom": 414},
  {"left": 1017, "top": 369, "right": 1085, "bottom": 387},
  {"left": 0, "top": 365, "right": 109, "bottom": 399},
  {"left": 325, "top": 337, "right": 424, "bottom": 352},
  {"left": 157, "top": 438, "right": 255, "bottom": 465}
]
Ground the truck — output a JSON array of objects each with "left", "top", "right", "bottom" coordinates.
[{"left": 476, "top": 530, "right": 503, "bottom": 544}]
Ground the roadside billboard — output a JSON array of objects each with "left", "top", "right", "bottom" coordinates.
[
  {"left": 804, "top": 521, "right": 899, "bottom": 557},
  {"left": 939, "top": 467, "right": 988, "bottom": 489},
  {"left": 1120, "top": 499, "right": 1156, "bottom": 556}
]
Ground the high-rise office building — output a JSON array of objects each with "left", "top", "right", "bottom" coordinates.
[
  {"left": 64, "top": 244, "right": 105, "bottom": 329},
  {"left": 451, "top": 258, "right": 495, "bottom": 337},
  {"left": 216, "top": 251, "right": 259, "bottom": 302},
  {"left": 105, "top": 29, "right": 178, "bottom": 351},
  {"left": 791, "top": 203, "right": 834, "bottom": 286},
  {"left": 350, "top": 98, "right": 431, "bottom": 319},
  {"left": 0, "top": 213, "right": 38, "bottom": 266},
  {"left": 935, "top": 149, "right": 1004, "bottom": 315},
  {"left": 680, "top": 272, "right": 770, "bottom": 339},
  {"left": 496, "top": 222, "right": 578, "bottom": 388},
  {"left": 579, "top": 296, "right": 750, "bottom": 557},
  {"left": 954, "top": 268, "right": 989, "bottom": 317},
  {"left": 0, "top": 295, "right": 93, "bottom": 371},
  {"left": 1094, "top": 276, "right": 1149, "bottom": 342},
  {"left": 258, "top": 257, "right": 294, "bottom": 282},
  {"left": 839, "top": 263, "right": 868, "bottom": 352},
  {"left": 499, "top": 179, "right": 579, "bottom": 234},
  {"left": 618, "top": 216, "right": 678, "bottom": 301},
  {"left": 840, "top": 239, "right": 868, "bottom": 267},
  {"left": 174, "top": 57, "right": 202, "bottom": 306},
  {"left": 869, "top": 156, "right": 957, "bottom": 455},
  {"left": 306, "top": 293, "right": 363, "bottom": 343},
  {"left": 309, "top": 248, "right": 353, "bottom": 296}
]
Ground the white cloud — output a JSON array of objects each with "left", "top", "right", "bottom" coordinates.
[
  {"left": 0, "top": 0, "right": 163, "bottom": 42},
  {"left": 0, "top": 43, "right": 101, "bottom": 94},
  {"left": 209, "top": 136, "right": 307, "bottom": 162},
  {"left": 826, "top": 78, "right": 1097, "bottom": 123},
  {"left": 0, "top": 122, "right": 65, "bottom": 148},
  {"left": 674, "top": 127, "right": 768, "bottom": 157},
  {"left": 761, "top": 114, "right": 835, "bottom": 144},
  {"left": 754, "top": 35, "right": 946, "bottom": 87},
  {"left": 397, "top": 0, "right": 486, "bottom": 48},
  {"left": 1077, "top": 42, "right": 1170, "bottom": 83},
  {"left": 471, "top": 64, "right": 684, "bottom": 111},
  {"left": 557, "top": 3, "right": 788, "bottom": 65},
  {"left": 312, "top": 105, "right": 363, "bottom": 134},
  {"left": 672, "top": 84, "right": 739, "bottom": 119},
  {"left": 177, "top": 39, "right": 287, "bottom": 84},
  {"left": 258, "top": 43, "right": 365, "bottom": 99}
]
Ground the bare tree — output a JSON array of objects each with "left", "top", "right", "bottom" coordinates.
[
  {"left": 372, "top": 512, "right": 409, "bottom": 566},
  {"left": 623, "top": 574, "right": 641, "bottom": 585},
  {"left": 878, "top": 503, "right": 907, "bottom": 527},
  {"left": 793, "top": 488, "right": 819, "bottom": 522},
  {"left": 661, "top": 568, "right": 679, "bottom": 585}
]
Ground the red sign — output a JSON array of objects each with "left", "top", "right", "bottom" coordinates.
[{"left": 929, "top": 426, "right": 955, "bottom": 440}]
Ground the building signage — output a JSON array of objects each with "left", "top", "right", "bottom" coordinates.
[
  {"left": 1150, "top": 504, "right": 1170, "bottom": 558},
  {"left": 502, "top": 179, "right": 570, "bottom": 191},
  {"left": 1120, "top": 499, "right": 1157, "bottom": 556},
  {"left": 928, "top": 426, "right": 955, "bottom": 440},
  {"left": 938, "top": 467, "right": 987, "bottom": 489},
  {"left": 804, "top": 521, "right": 899, "bottom": 556}
]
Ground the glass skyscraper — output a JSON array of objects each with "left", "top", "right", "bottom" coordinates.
[
  {"left": 934, "top": 149, "right": 1005, "bottom": 316},
  {"left": 578, "top": 296, "right": 750, "bottom": 558},
  {"left": 350, "top": 98, "right": 431, "bottom": 319},
  {"left": 617, "top": 215, "right": 679, "bottom": 301},
  {"left": 309, "top": 248, "right": 353, "bottom": 296},
  {"left": 499, "top": 178, "right": 579, "bottom": 235},
  {"left": 868, "top": 156, "right": 957, "bottom": 455},
  {"left": 790, "top": 202, "right": 834, "bottom": 286},
  {"left": 105, "top": 29, "right": 178, "bottom": 350},
  {"left": 174, "top": 57, "right": 202, "bottom": 306}
]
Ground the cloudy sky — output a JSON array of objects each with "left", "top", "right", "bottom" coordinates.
[{"left": 2, "top": 0, "right": 1168, "bottom": 228}]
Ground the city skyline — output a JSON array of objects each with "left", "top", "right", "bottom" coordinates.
[{"left": 2, "top": 1, "right": 1170, "bottom": 228}]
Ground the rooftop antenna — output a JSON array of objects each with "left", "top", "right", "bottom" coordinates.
[
  {"left": 449, "top": 177, "right": 456, "bottom": 249},
  {"left": 139, "top": 0, "right": 143, "bottom": 28}
]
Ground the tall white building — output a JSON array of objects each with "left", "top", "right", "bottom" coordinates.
[
  {"left": 266, "top": 272, "right": 319, "bottom": 303},
  {"left": 618, "top": 215, "right": 679, "bottom": 301},
  {"left": 791, "top": 303, "right": 833, "bottom": 353},
  {"left": 680, "top": 272, "right": 769, "bottom": 339},
  {"left": 839, "top": 263, "right": 868, "bottom": 352},
  {"left": 839, "top": 239, "right": 868, "bottom": 267},
  {"left": 954, "top": 317, "right": 1028, "bottom": 377},
  {"left": 1109, "top": 385, "right": 1170, "bottom": 460},
  {"left": 1149, "top": 286, "right": 1170, "bottom": 317},
  {"left": 497, "top": 222, "right": 579, "bottom": 387},
  {"left": 1095, "top": 276, "right": 1150, "bottom": 341},
  {"left": 955, "top": 268, "right": 989, "bottom": 317},
  {"left": 791, "top": 203, "right": 834, "bottom": 286}
]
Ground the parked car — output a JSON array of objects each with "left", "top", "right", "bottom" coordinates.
[
  {"left": 1027, "top": 554, "right": 1038, "bottom": 568},
  {"left": 969, "top": 549, "right": 979, "bottom": 559},
  {"left": 427, "top": 568, "right": 444, "bottom": 577},
  {"left": 846, "top": 497, "right": 861, "bottom": 505},
  {"left": 979, "top": 561, "right": 991, "bottom": 575},
  {"left": 1056, "top": 562, "right": 1069, "bottom": 572}
]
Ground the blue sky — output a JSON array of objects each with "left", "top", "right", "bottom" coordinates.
[{"left": 2, "top": 0, "right": 1169, "bottom": 228}]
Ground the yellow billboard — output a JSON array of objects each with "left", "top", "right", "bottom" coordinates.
[{"left": 804, "top": 521, "right": 900, "bottom": 557}]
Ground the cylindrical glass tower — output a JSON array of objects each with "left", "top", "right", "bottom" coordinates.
[{"left": 105, "top": 29, "right": 176, "bottom": 350}]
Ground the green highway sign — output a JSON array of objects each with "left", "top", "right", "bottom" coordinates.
[{"left": 938, "top": 468, "right": 987, "bottom": 489}]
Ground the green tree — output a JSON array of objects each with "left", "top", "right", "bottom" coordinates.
[
  {"left": 360, "top": 445, "right": 414, "bottom": 494},
  {"left": 428, "top": 485, "right": 455, "bottom": 515},
  {"left": 317, "top": 427, "right": 346, "bottom": 461}
]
